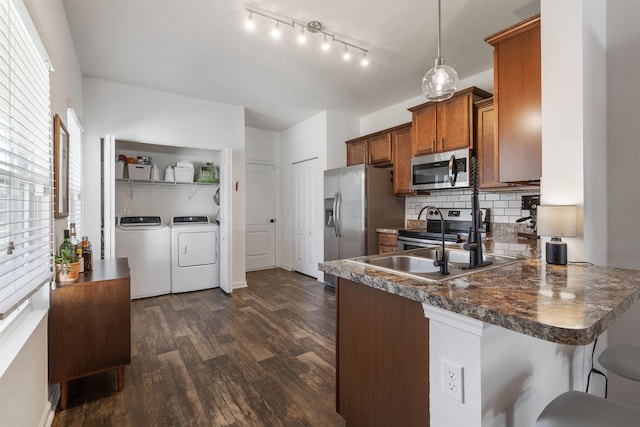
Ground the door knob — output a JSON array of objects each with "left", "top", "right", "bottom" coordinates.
[{"left": 270, "top": 219, "right": 276, "bottom": 223}]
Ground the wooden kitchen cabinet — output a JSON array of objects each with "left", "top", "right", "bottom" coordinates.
[
  {"left": 49, "top": 258, "right": 131, "bottom": 410},
  {"left": 345, "top": 122, "right": 411, "bottom": 170},
  {"left": 410, "top": 86, "right": 492, "bottom": 156},
  {"left": 368, "top": 132, "right": 393, "bottom": 165},
  {"left": 391, "top": 123, "right": 414, "bottom": 196},
  {"left": 377, "top": 231, "right": 399, "bottom": 254},
  {"left": 475, "top": 98, "right": 511, "bottom": 189},
  {"left": 337, "top": 278, "right": 429, "bottom": 426},
  {"left": 486, "top": 14, "right": 541, "bottom": 183},
  {"left": 346, "top": 138, "right": 367, "bottom": 166}
]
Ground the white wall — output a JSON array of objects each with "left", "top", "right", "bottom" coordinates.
[
  {"left": 540, "top": 0, "right": 608, "bottom": 265},
  {"left": 606, "top": 0, "right": 640, "bottom": 406},
  {"left": 245, "top": 127, "right": 279, "bottom": 164},
  {"left": 326, "top": 111, "right": 359, "bottom": 170},
  {"left": 279, "top": 112, "right": 328, "bottom": 273},
  {"left": 82, "top": 78, "right": 247, "bottom": 288}
]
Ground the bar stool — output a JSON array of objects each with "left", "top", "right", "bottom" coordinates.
[
  {"left": 537, "top": 344, "right": 640, "bottom": 426},
  {"left": 536, "top": 391, "right": 640, "bottom": 426},
  {"left": 598, "top": 344, "right": 640, "bottom": 383}
]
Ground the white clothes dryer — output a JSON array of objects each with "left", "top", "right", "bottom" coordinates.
[
  {"left": 115, "top": 216, "right": 171, "bottom": 299},
  {"left": 170, "top": 216, "right": 220, "bottom": 293}
]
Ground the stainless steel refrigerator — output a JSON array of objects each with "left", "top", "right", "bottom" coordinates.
[{"left": 324, "top": 164, "right": 405, "bottom": 286}]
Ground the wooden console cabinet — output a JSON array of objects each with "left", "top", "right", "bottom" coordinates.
[
  {"left": 337, "top": 278, "right": 429, "bottom": 426},
  {"left": 49, "top": 258, "right": 131, "bottom": 409}
]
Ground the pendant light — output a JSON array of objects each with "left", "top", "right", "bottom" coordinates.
[{"left": 422, "top": 0, "right": 459, "bottom": 101}]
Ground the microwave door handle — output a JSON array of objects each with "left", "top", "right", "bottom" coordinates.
[{"left": 448, "top": 154, "right": 458, "bottom": 187}]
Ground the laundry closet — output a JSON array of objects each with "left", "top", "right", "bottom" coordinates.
[{"left": 103, "top": 139, "right": 224, "bottom": 299}]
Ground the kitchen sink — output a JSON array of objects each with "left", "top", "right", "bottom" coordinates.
[
  {"left": 348, "top": 246, "right": 523, "bottom": 282},
  {"left": 366, "top": 255, "right": 444, "bottom": 273}
]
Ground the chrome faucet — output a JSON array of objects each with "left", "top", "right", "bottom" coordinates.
[{"left": 418, "top": 205, "right": 449, "bottom": 276}]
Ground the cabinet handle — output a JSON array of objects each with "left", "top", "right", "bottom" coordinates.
[
  {"left": 431, "top": 140, "right": 435, "bottom": 151},
  {"left": 441, "top": 138, "right": 444, "bottom": 151}
]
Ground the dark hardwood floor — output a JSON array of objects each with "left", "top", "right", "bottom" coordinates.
[{"left": 52, "top": 268, "right": 345, "bottom": 427}]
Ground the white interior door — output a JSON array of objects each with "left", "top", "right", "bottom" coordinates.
[
  {"left": 245, "top": 163, "right": 276, "bottom": 271},
  {"left": 292, "top": 159, "right": 319, "bottom": 278}
]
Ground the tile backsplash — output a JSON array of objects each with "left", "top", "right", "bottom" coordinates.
[{"left": 405, "top": 189, "right": 540, "bottom": 226}]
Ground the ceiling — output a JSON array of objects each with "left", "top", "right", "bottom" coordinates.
[{"left": 62, "top": 0, "right": 540, "bottom": 132}]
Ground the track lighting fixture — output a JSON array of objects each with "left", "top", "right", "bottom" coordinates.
[{"left": 244, "top": 7, "right": 369, "bottom": 67}]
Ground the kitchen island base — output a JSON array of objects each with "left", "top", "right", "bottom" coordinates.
[{"left": 337, "top": 278, "right": 429, "bottom": 426}]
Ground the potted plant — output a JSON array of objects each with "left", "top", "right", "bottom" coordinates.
[{"left": 55, "top": 251, "right": 81, "bottom": 283}]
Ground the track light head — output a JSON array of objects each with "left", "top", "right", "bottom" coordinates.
[
  {"left": 271, "top": 21, "right": 281, "bottom": 39},
  {"left": 298, "top": 26, "right": 306, "bottom": 44},
  {"left": 343, "top": 45, "right": 351, "bottom": 61},
  {"left": 245, "top": 12, "right": 255, "bottom": 31},
  {"left": 360, "top": 51, "right": 369, "bottom": 67}
]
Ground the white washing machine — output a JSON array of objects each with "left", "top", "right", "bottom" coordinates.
[
  {"left": 115, "top": 216, "right": 171, "bottom": 299},
  {"left": 170, "top": 216, "right": 220, "bottom": 293}
]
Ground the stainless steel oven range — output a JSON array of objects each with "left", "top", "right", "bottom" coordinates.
[{"left": 397, "top": 208, "right": 489, "bottom": 251}]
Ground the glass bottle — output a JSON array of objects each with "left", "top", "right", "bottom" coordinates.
[
  {"left": 69, "top": 222, "right": 80, "bottom": 247},
  {"left": 81, "top": 236, "right": 92, "bottom": 272},
  {"left": 75, "top": 245, "right": 84, "bottom": 273},
  {"left": 59, "top": 229, "right": 74, "bottom": 259}
]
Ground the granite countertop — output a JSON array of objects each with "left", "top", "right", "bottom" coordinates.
[{"left": 320, "top": 245, "right": 640, "bottom": 345}]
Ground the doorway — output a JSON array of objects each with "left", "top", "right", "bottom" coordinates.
[{"left": 245, "top": 163, "right": 276, "bottom": 271}]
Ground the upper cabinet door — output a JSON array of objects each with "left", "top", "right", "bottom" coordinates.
[
  {"left": 486, "top": 15, "right": 541, "bottom": 183},
  {"left": 346, "top": 139, "right": 367, "bottom": 166},
  {"left": 368, "top": 133, "right": 393, "bottom": 165},
  {"left": 438, "top": 94, "right": 471, "bottom": 152},
  {"left": 411, "top": 103, "right": 437, "bottom": 156},
  {"left": 392, "top": 124, "right": 414, "bottom": 196}
]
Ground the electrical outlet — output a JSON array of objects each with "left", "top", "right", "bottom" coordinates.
[{"left": 442, "top": 359, "right": 464, "bottom": 403}]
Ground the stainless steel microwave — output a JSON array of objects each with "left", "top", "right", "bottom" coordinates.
[{"left": 410, "top": 148, "right": 471, "bottom": 191}]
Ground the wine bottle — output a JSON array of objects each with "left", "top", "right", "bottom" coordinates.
[{"left": 59, "top": 230, "right": 74, "bottom": 260}]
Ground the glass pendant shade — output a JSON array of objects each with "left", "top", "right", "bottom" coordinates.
[
  {"left": 422, "top": 0, "right": 459, "bottom": 101},
  {"left": 422, "top": 58, "right": 459, "bottom": 101}
]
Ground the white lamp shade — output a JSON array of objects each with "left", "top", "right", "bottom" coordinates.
[{"left": 537, "top": 205, "right": 577, "bottom": 238}]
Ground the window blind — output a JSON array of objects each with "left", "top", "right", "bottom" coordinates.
[
  {"left": 67, "top": 108, "right": 83, "bottom": 236},
  {"left": 0, "top": 0, "right": 52, "bottom": 319}
]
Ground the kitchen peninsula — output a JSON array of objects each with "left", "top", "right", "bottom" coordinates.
[{"left": 320, "top": 249, "right": 640, "bottom": 426}]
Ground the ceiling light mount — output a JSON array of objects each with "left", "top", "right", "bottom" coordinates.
[
  {"left": 244, "top": 7, "right": 369, "bottom": 67},
  {"left": 307, "top": 20, "right": 322, "bottom": 33}
]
